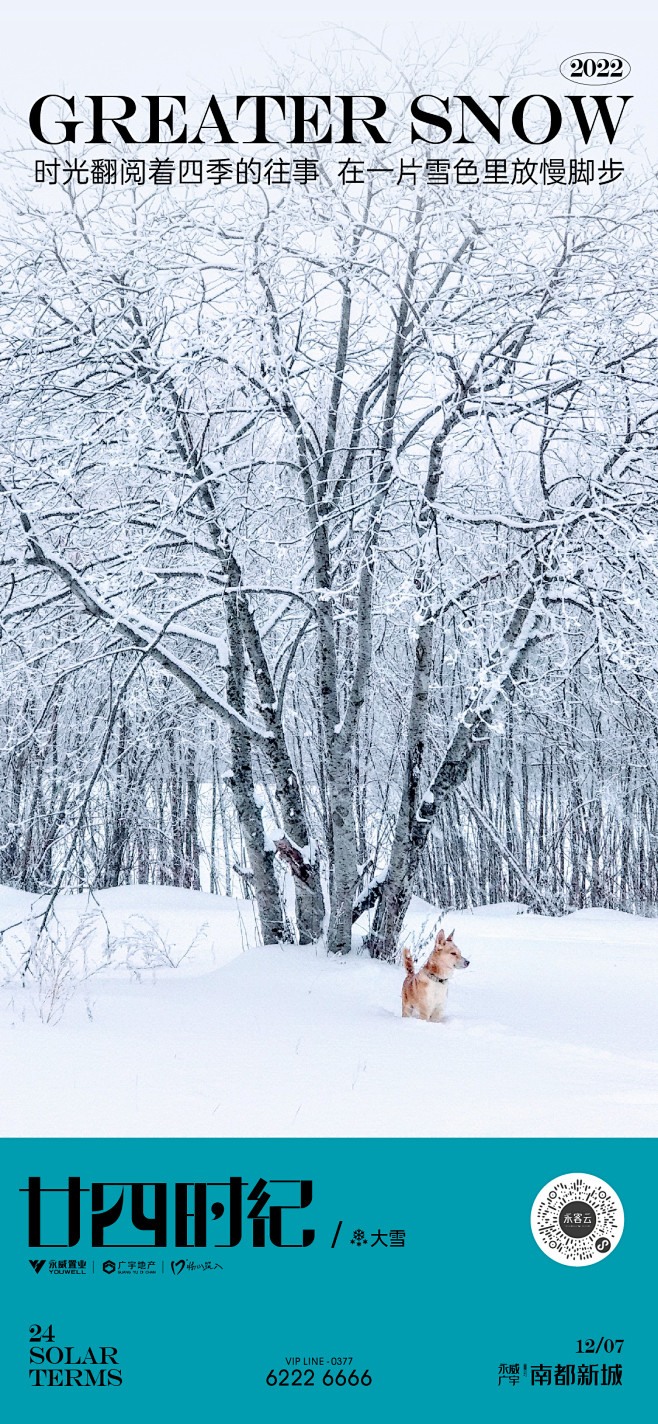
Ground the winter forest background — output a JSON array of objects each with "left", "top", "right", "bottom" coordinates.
[{"left": 2, "top": 52, "right": 658, "bottom": 966}]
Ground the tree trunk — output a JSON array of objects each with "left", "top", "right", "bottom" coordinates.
[
  {"left": 367, "top": 584, "right": 542, "bottom": 959},
  {"left": 183, "top": 742, "right": 201, "bottom": 891},
  {"left": 224, "top": 594, "right": 288, "bottom": 944}
]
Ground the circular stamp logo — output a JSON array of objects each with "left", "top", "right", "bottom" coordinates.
[{"left": 531, "top": 1174, "right": 623, "bottom": 1267}]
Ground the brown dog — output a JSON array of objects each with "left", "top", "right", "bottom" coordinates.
[{"left": 401, "top": 929, "right": 469, "bottom": 1022}]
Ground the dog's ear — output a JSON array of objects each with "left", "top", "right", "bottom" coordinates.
[
  {"left": 447, "top": 928, "right": 455, "bottom": 941},
  {"left": 436, "top": 929, "right": 446, "bottom": 946}
]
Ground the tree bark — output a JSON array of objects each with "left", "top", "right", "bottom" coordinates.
[
  {"left": 223, "top": 590, "right": 288, "bottom": 944},
  {"left": 367, "top": 583, "right": 542, "bottom": 959}
]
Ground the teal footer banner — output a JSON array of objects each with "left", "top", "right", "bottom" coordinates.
[{"left": 2, "top": 1137, "right": 654, "bottom": 1420}]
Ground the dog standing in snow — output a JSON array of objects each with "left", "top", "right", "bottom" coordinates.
[{"left": 401, "top": 928, "right": 469, "bottom": 1021}]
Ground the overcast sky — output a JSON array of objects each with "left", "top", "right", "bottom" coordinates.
[{"left": 2, "top": 0, "right": 656, "bottom": 150}]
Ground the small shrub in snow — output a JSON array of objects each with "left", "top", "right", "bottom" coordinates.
[{"left": 0, "top": 909, "right": 208, "bottom": 1022}]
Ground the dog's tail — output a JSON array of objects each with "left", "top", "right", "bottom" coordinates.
[{"left": 402, "top": 946, "right": 415, "bottom": 976}]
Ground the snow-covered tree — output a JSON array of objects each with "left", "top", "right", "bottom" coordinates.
[{"left": 2, "top": 77, "right": 658, "bottom": 956}]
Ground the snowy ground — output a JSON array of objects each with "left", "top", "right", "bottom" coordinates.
[{"left": 1, "top": 886, "right": 657, "bottom": 1137}]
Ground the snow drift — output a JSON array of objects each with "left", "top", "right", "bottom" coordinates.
[{"left": 1, "top": 887, "right": 656, "bottom": 1137}]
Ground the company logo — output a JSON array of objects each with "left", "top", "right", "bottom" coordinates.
[
  {"left": 531, "top": 1174, "right": 623, "bottom": 1267},
  {"left": 29, "top": 1259, "right": 46, "bottom": 1274}
]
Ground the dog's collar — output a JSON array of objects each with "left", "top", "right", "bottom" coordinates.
[{"left": 424, "top": 971, "right": 448, "bottom": 983}]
